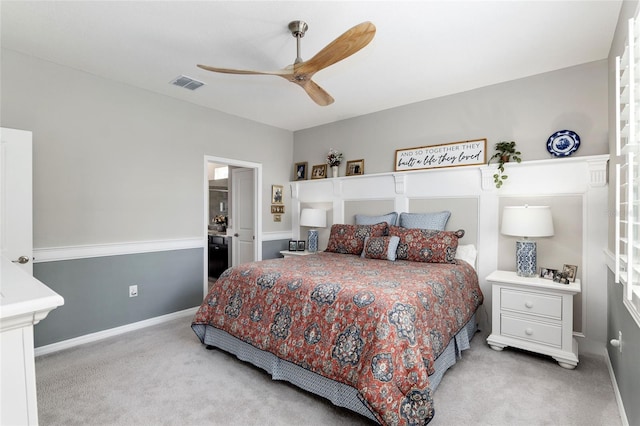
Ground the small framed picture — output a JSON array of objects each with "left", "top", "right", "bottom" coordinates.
[
  {"left": 297, "top": 240, "right": 306, "bottom": 251},
  {"left": 553, "top": 271, "right": 570, "bottom": 284},
  {"left": 294, "top": 162, "right": 308, "bottom": 181},
  {"left": 562, "top": 264, "right": 578, "bottom": 282},
  {"left": 288, "top": 240, "right": 297, "bottom": 251},
  {"left": 271, "top": 185, "right": 283, "bottom": 204},
  {"left": 271, "top": 205, "right": 284, "bottom": 214},
  {"left": 346, "top": 159, "right": 365, "bottom": 176},
  {"left": 273, "top": 214, "right": 282, "bottom": 222},
  {"left": 540, "top": 267, "right": 557, "bottom": 280},
  {"left": 311, "top": 164, "right": 327, "bottom": 179}
]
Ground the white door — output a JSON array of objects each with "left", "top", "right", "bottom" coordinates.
[
  {"left": 231, "top": 167, "right": 255, "bottom": 266},
  {"left": 0, "top": 127, "right": 33, "bottom": 275}
]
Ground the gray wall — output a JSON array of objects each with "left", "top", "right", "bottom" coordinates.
[
  {"left": 33, "top": 249, "right": 203, "bottom": 347},
  {"left": 1, "top": 48, "right": 294, "bottom": 347},
  {"left": 1, "top": 49, "right": 294, "bottom": 247},
  {"left": 294, "top": 60, "right": 608, "bottom": 176},
  {"left": 262, "top": 239, "right": 290, "bottom": 260},
  {"left": 607, "top": 2, "right": 640, "bottom": 425},
  {"left": 607, "top": 270, "right": 640, "bottom": 424}
]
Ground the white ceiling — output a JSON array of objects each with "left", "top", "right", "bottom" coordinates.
[{"left": 1, "top": 1, "right": 623, "bottom": 132}]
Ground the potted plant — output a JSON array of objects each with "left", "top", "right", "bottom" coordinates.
[{"left": 488, "top": 141, "right": 522, "bottom": 188}]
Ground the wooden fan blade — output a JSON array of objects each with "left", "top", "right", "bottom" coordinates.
[
  {"left": 296, "top": 21, "right": 376, "bottom": 75},
  {"left": 197, "top": 64, "right": 291, "bottom": 77},
  {"left": 298, "top": 79, "right": 335, "bottom": 106}
]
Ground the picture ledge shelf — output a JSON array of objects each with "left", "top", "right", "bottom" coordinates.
[{"left": 291, "top": 155, "right": 609, "bottom": 193}]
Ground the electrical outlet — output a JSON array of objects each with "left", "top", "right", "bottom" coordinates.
[{"left": 129, "top": 285, "right": 138, "bottom": 298}]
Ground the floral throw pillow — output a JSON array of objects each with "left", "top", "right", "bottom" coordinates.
[
  {"left": 361, "top": 236, "right": 401, "bottom": 261},
  {"left": 389, "top": 226, "right": 465, "bottom": 263},
  {"left": 325, "top": 222, "right": 388, "bottom": 255}
]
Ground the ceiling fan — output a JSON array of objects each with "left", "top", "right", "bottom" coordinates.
[{"left": 197, "top": 21, "right": 376, "bottom": 106}]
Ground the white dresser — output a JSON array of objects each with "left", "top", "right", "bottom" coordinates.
[
  {"left": 1, "top": 256, "right": 64, "bottom": 425},
  {"left": 486, "top": 270, "right": 581, "bottom": 369}
]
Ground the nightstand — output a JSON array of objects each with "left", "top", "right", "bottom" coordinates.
[
  {"left": 279, "top": 250, "right": 313, "bottom": 258},
  {"left": 486, "top": 270, "right": 581, "bottom": 369}
]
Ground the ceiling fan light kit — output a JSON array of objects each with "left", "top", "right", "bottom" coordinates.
[{"left": 198, "top": 21, "right": 376, "bottom": 106}]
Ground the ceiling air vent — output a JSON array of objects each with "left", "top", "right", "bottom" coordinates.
[{"left": 170, "top": 75, "right": 205, "bottom": 91}]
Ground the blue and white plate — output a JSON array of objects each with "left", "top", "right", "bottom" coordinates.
[{"left": 546, "top": 130, "right": 580, "bottom": 157}]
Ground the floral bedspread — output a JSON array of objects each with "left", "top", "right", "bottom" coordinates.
[{"left": 192, "top": 252, "right": 483, "bottom": 425}]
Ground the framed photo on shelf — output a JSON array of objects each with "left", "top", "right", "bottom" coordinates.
[
  {"left": 540, "top": 267, "right": 557, "bottom": 280},
  {"left": 297, "top": 240, "right": 306, "bottom": 251},
  {"left": 311, "top": 164, "right": 327, "bottom": 179},
  {"left": 294, "top": 162, "right": 308, "bottom": 180},
  {"left": 346, "top": 159, "right": 365, "bottom": 176},
  {"left": 553, "top": 271, "right": 571, "bottom": 284},
  {"left": 271, "top": 185, "right": 283, "bottom": 204},
  {"left": 562, "top": 264, "right": 578, "bottom": 282},
  {"left": 288, "top": 240, "right": 297, "bottom": 251}
]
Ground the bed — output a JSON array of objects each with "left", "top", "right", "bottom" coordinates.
[{"left": 192, "top": 219, "right": 483, "bottom": 425}]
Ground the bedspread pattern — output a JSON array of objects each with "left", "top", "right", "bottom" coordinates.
[{"left": 192, "top": 252, "right": 482, "bottom": 425}]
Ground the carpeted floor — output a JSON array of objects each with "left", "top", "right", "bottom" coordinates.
[{"left": 35, "top": 316, "right": 622, "bottom": 426}]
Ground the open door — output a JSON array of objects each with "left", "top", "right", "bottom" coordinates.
[
  {"left": 231, "top": 167, "right": 255, "bottom": 266},
  {"left": 203, "top": 156, "right": 262, "bottom": 296},
  {"left": 1, "top": 127, "right": 34, "bottom": 274}
]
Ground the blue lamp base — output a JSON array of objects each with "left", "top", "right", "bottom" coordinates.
[
  {"left": 515, "top": 240, "right": 537, "bottom": 277},
  {"left": 308, "top": 229, "right": 319, "bottom": 253}
]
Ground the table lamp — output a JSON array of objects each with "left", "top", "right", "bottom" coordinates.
[
  {"left": 501, "top": 205, "right": 554, "bottom": 277},
  {"left": 300, "top": 208, "right": 326, "bottom": 253}
]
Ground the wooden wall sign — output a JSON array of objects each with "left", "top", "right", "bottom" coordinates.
[{"left": 394, "top": 138, "right": 487, "bottom": 172}]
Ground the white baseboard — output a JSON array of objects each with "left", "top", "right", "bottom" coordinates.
[
  {"left": 605, "top": 349, "right": 629, "bottom": 426},
  {"left": 34, "top": 307, "right": 199, "bottom": 357}
]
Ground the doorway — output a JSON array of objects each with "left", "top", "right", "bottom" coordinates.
[{"left": 203, "top": 156, "right": 262, "bottom": 296}]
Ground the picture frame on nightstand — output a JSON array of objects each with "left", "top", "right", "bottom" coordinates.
[
  {"left": 540, "top": 267, "right": 557, "bottom": 280},
  {"left": 288, "top": 240, "right": 297, "bottom": 251},
  {"left": 297, "top": 240, "right": 306, "bottom": 251},
  {"left": 553, "top": 271, "right": 571, "bottom": 284},
  {"left": 562, "top": 264, "right": 578, "bottom": 282}
]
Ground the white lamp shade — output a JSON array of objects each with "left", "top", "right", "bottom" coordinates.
[
  {"left": 300, "top": 208, "right": 326, "bottom": 228},
  {"left": 501, "top": 205, "right": 554, "bottom": 238}
]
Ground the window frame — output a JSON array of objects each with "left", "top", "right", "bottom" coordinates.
[{"left": 615, "top": 16, "right": 640, "bottom": 328}]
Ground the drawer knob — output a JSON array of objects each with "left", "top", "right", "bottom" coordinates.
[
  {"left": 525, "top": 328, "right": 534, "bottom": 336},
  {"left": 525, "top": 301, "right": 534, "bottom": 309}
]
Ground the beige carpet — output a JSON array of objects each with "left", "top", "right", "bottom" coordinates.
[{"left": 35, "top": 316, "right": 622, "bottom": 425}]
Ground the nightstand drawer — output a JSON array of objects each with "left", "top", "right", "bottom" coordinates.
[
  {"left": 501, "top": 289, "right": 562, "bottom": 320},
  {"left": 501, "top": 315, "right": 562, "bottom": 347}
]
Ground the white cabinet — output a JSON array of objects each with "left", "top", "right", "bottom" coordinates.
[
  {"left": 1, "top": 257, "right": 64, "bottom": 425},
  {"left": 486, "top": 270, "right": 581, "bottom": 369}
]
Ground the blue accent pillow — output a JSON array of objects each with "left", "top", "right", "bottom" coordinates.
[
  {"left": 399, "top": 211, "right": 451, "bottom": 231},
  {"left": 354, "top": 212, "right": 398, "bottom": 227},
  {"left": 360, "top": 236, "right": 401, "bottom": 261}
]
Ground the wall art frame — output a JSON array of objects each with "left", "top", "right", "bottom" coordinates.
[
  {"left": 311, "top": 164, "right": 327, "bottom": 179},
  {"left": 294, "top": 162, "right": 308, "bottom": 181},
  {"left": 346, "top": 159, "right": 365, "bottom": 176},
  {"left": 271, "top": 185, "right": 283, "bottom": 204},
  {"left": 395, "top": 138, "right": 487, "bottom": 172}
]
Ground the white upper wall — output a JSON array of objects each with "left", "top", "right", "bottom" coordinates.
[
  {"left": 293, "top": 61, "right": 608, "bottom": 175},
  {"left": 0, "top": 49, "right": 293, "bottom": 248}
]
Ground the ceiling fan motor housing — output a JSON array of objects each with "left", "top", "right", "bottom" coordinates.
[{"left": 288, "top": 21, "right": 308, "bottom": 38}]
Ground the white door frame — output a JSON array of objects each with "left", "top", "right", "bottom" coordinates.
[{"left": 203, "top": 155, "right": 262, "bottom": 296}]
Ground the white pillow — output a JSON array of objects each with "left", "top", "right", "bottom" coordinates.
[{"left": 455, "top": 244, "right": 477, "bottom": 269}]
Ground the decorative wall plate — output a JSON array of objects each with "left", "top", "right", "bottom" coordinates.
[{"left": 546, "top": 130, "right": 580, "bottom": 157}]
